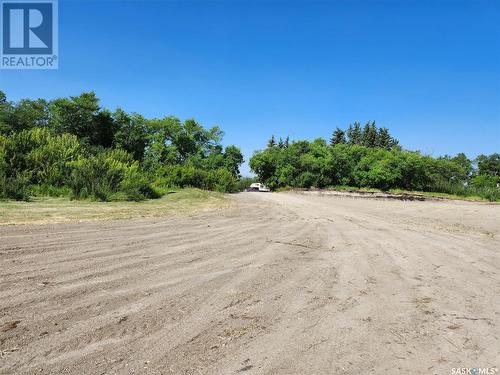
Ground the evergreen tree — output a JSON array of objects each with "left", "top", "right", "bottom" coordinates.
[
  {"left": 267, "top": 135, "right": 276, "bottom": 148},
  {"left": 387, "top": 136, "right": 399, "bottom": 149},
  {"left": 362, "top": 121, "right": 377, "bottom": 147},
  {"left": 347, "top": 122, "right": 362, "bottom": 145},
  {"left": 330, "top": 127, "right": 346, "bottom": 146},
  {"left": 278, "top": 137, "right": 284, "bottom": 148},
  {"left": 284, "top": 136, "right": 290, "bottom": 148},
  {"left": 377, "top": 127, "right": 391, "bottom": 149},
  {"left": 346, "top": 124, "right": 353, "bottom": 144}
]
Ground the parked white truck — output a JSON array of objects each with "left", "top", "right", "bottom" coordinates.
[{"left": 246, "top": 183, "right": 271, "bottom": 192}]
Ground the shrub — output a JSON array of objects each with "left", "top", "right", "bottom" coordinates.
[
  {"left": 0, "top": 134, "right": 30, "bottom": 200},
  {"left": 30, "top": 184, "right": 71, "bottom": 197},
  {"left": 68, "top": 150, "right": 157, "bottom": 201},
  {"left": 120, "top": 164, "right": 161, "bottom": 201},
  {"left": 294, "top": 172, "right": 316, "bottom": 188},
  {"left": 1, "top": 128, "right": 81, "bottom": 193},
  {"left": 0, "top": 173, "right": 31, "bottom": 201},
  {"left": 155, "top": 165, "right": 238, "bottom": 192},
  {"left": 352, "top": 150, "right": 401, "bottom": 190},
  {"left": 210, "top": 168, "right": 239, "bottom": 193},
  {"left": 481, "top": 188, "right": 500, "bottom": 202},
  {"left": 470, "top": 175, "right": 500, "bottom": 188}
]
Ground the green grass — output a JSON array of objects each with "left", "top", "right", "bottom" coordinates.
[{"left": 0, "top": 188, "right": 229, "bottom": 225}]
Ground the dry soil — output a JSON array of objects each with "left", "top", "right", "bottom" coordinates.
[{"left": 0, "top": 192, "right": 499, "bottom": 374}]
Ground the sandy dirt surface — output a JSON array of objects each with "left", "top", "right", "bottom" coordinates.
[{"left": 1, "top": 192, "right": 499, "bottom": 375}]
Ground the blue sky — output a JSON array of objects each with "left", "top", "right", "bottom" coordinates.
[{"left": 1, "top": 0, "right": 499, "bottom": 175}]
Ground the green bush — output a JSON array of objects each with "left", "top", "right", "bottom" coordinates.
[
  {"left": 0, "top": 173, "right": 31, "bottom": 201},
  {"left": 294, "top": 171, "right": 316, "bottom": 188},
  {"left": 210, "top": 168, "right": 239, "bottom": 193},
  {"left": 68, "top": 150, "right": 157, "bottom": 201},
  {"left": 119, "top": 164, "right": 161, "bottom": 201},
  {"left": 480, "top": 188, "right": 500, "bottom": 202},
  {"left": 352, "top": 150, "right": 401, "bottom": 190},
  {"left": 29, "top": 184, "right": 71, "bottom": 197},
  {"left": 155, "top": 165, "right": 238, "bottom": 193},
  {"left": 0, "top": 134, "right": 30, "bottom": 200},
  {"left": 9, "top": 128, "right": 80, "bottom": 186},
  {"left": 470, "top": 175, "right": 500, "bottom": 188}
]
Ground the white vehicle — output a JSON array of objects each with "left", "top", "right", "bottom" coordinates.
[{"left": 247, "top": 183, "right": 271, "bottom": 192}]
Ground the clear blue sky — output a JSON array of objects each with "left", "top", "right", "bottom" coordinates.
[{"left": 1, "top": 0, "right": 499, "bottom": 175}]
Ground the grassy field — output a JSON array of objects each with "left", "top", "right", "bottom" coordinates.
[{"left": 0, "top": 188, "right": 229, "bottom": 225}]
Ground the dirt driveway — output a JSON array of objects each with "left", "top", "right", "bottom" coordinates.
[{"left": 1, "top": 192, "right": 499, "bottom": 374}]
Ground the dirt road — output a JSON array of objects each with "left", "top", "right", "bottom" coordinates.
[{"left": 1, "top": 192, "right": 499, "bottom": 374}]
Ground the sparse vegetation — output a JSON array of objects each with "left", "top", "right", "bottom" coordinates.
[{"left": 0, "top": 188, "right": 228, "bottom": 225}]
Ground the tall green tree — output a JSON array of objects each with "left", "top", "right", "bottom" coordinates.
[
  {"left": 113, "top": 109, "right": 148, "bottom": 161},
  {"left": 267, "top": 135, "right": 276, "bottom": 148},
  {"left": 3, "top": 99, "right": 50, "bottom": 133},
  {"left": 451, "top": 153, "right": 473, "bottom": 179},
  {"left": 0, "top": 91, "right": 12, "bottom": 134},
  {"left": 278, "top": 137, "right": 285, "bottom": 148},
  {"left": 476, "top": 154, "right": 500, "bottom": 176},
  {"left": 330, "top": 127, "right": 346, "bottom": 146},
  {"left": 49, "top": 92, "right": 116, "bottom": 147},
  {"left": 376, "top": 127, "right": 391, "bottom": 149},
  {"left": 223, "top": 145, "right": 244, "bottom": 177},
  {"left": 347, "top": 122, "right": 362, "bottom": 145},
  {"left": 361, "top": 121, "right": 377, "bottom": 148}
]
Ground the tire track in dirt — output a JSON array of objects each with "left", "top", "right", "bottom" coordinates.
[{"left": 1, "top": 192, "right": 499, "bottom": 374}]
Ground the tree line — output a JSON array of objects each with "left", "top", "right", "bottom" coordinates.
[
  {"left": 250, "top": 123, "right": 500, "bottom": 201},
  {"left": 2, "top": 91, "right": 498, "bottom": 202},
  {"left": 331, "top": 121, "right": 399, "bottom": 149},
  {"left": 0, "top": 91, "right": 244, "bottom": 201}
]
